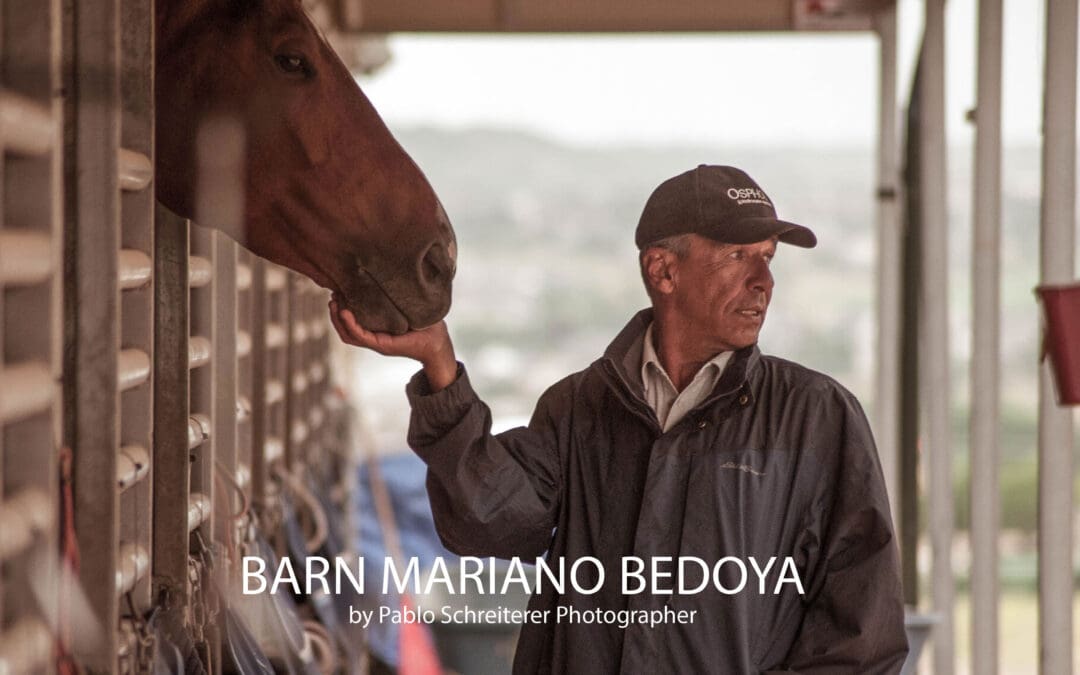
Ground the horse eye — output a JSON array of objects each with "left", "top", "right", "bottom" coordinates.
[{"left": 275, "top": 53, "right": 311, "bottom": 77}]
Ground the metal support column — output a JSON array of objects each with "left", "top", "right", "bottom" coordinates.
[
  {"left": 190, "top": 225, "right": 216, "bottom": 544},
  {"left": 152, "top": 204, "right": 191, "bottom": 615},
  {"left": 969, "top": 0, "right": 1003, "bottom": 671},
  {"left": 250, "top": 257, "right": 269, "bottom": 506},
  {"left": 118, "top": 0, "right": 155, "bottom": 616},
  {"left": 237, "top": 250, "right": 255, "bottom": 503},
  {"left": 1037, "top": 0, "right": 1078, "bottom": 672},
  {"left": 0, "top": 1, "right": 64, "bottom": 671},
  {"left": 921, "top": 1, "right": 953, "bottom": 673},
  {"left": 873, "top": 1, "right": 902, "bottom": 527},
  {"left": 65, "top": 0, "right": 122, "bottom": 669},
  {"left": 211, "top": 233, "right": 239, "bottom": 530}
]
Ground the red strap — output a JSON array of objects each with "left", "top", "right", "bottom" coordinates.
[{"left": 56, "top": 447, "right": 80, "bottom": 675}]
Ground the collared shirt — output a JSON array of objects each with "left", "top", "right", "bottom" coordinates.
[{"left": 640, "top": 322, "right": 733, "bottom": 431}]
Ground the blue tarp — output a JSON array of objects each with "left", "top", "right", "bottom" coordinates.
[{"left": 351, "top": 452, "right": 456, "bottom": 667}]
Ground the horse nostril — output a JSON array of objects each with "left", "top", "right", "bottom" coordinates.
[{"left": 420, "top": 242, "right": 455, "bottom": 284}]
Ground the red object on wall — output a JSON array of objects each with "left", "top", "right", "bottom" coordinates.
[
  {"left": 1037, "top": 282, "right": 1080, "bottom": 405},
  {"left": 398, "top": 594, "right": 442, "bottom": 675}
]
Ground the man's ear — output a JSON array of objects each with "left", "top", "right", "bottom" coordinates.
[{"left": 643, "top": 247, "right": 678, "bottom": 296}]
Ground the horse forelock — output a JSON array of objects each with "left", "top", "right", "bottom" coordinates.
[
  {"left": 263, "top": 0, "right": 334, "bottom": 50},
  {"left": 157, "top": 0, "right": 303, "bottom": 32}
]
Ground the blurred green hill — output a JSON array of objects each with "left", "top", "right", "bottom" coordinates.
[{"left": 371, "top": 126, "right": 1061, "bottom": 531}]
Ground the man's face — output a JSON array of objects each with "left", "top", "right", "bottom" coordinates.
[{"left": 667, "top": 234, "right": 777, "bottom": 352}]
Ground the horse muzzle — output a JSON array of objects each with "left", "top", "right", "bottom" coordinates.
[{"left": 343, "top": 239, "right": 455, "bottom": 335}]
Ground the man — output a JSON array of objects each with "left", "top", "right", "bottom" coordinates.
[{"left": 330, "top": 165, "right": 908, "bottom": 674}]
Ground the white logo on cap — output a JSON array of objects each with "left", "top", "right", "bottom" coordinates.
[{"left": 726, "top": 187, "right": 772, "bottom": 207}]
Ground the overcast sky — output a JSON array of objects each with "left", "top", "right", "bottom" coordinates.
[{"left": 360, "top": 0, "right": 1052, "bottom": 148}]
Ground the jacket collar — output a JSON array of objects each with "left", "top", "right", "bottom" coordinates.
[{"left": 600, "top": 307, "right": 761, "bottom": 404}]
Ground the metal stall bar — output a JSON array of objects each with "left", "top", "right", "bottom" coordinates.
[
  {"left": 0, "top": 229, "right": 52, "bottom": 284},
  {"left": 0, "top": 0, "right": 63, "bottom": 654},
  {"left": 250, "top": 257, "right": 269, "bottom": 505},
  {"left": 286, "top": 273, "right": 304, "bottom": 468},
  {"left": 0, "top": 489, "right": 53, "bottom": 567},
  {"left": 115, "top": 542, "right": 150, "bottom": 596},
  {"left": 153, "top": 203, "right": 192, "bottom": 619},
  {"left": 188, "top": 224, "right": 217, "bottom": 675},
  {"left": 969, "top": 0, "right": 1003, "bottom": 671},
  {"left": 117, "top": 445, "right": 151, "bottom": 492},
  {"left": 307, "top": 282, "right": 325, "bottom": 461},
  {"left": 212, "top": 234, "right": 240, "bottom": 549},
  {"left": 0, "top": 362, "right": 53, "bottom": 422},
  {"left": 310, "top": 284, "right": 331, "bottom": 459},
  {"left": 0, "top": 618, "right": 54, "bottom": 674},
  {"left": 295, "top": 281, "right": 312, "bottom": 466},
  {"left": 301, "top": 283, "right": 317, "bottom": 464},
  {"left": 307, "top": 283, "right": 333, "bottom": 479},
  {"left": 1037, "top": 0, "right": 1078, "bottom": 672},
  {"left": 185, "top": 221, "right": 221, "bottom": 669},
  {"left": 64, "top": 0, "right": 122, "bottom": 669},
  {"left": 920, "top": 1, "right": 953, "bottom": 673},
  {"left": 873, "top": 0, "right": 901, "bottom": 527},
  {"left": 237, "top": 252, "right": 254, "bottom": 501},
  {"left": 118, "top": 0, "right": 156, "bottom": 624},
  {"left": 265, "top": 265, "right": 289, "bottom": 479},
  {"left": 192, "top": 116, "right": 246, "bottom": 537},
  {"left": 187, "top": 228, "right": 215, "bottom": 523},
  {"left": 0, "top": 92, "right": 55, "bottom": 156}
]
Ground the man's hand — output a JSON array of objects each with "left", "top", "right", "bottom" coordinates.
[{"left": 329, "top": 299, "right": 458, "bottom": 392}]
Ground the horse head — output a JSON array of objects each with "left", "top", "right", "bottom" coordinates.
[{"left": 155, "top": 0, "right": 455, "bottom": 334}]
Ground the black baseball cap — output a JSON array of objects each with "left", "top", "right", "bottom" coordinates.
[{"left": 635, "top": 165, "right": 817, "bottom": 249}]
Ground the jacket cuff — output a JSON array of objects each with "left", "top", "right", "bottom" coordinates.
[{"left": 405, "top": 362, "right": 474, "bottom": 430}]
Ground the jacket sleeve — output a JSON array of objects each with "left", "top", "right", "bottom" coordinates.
[
  {"left": 405, "top": 363, "right": 564, "bottom": 559},
  {"left": 766, "top": 389, "right": 908, "bottom": 675}
]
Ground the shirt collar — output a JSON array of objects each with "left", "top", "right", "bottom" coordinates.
[{"left": 640, "top": 322, "right": 732, "bottom": 392}]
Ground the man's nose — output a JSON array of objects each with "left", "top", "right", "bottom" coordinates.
[{"left": 747, "top": 258, "right": 774, "bottom": 293}]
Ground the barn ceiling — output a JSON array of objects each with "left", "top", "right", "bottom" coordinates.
[{"left": 332, "top": 0, "right": 895, "bottom": 34}]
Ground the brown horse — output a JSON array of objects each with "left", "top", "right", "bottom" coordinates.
[{"left": 155, "top": 0, "right": 455, "bottom": 334}]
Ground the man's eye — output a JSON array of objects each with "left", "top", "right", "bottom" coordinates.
[{"left": 729, "top": 250, "right": 744, "bottom": 261}]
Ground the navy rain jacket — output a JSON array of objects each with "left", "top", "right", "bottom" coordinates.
[{"left": 406, "top": 309, "right": 908, "bottom": 674}]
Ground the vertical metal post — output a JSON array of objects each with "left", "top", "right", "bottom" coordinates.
[
  {"left": 190, "top": 225, "right": 216, "bottom": 542},
  {"left": 0, "top": 16, "right": 6, "bottom": 609},
  {"left": 0, "top": 0, "right": 6, "bottom": 626},
  {"left": 119, "top": 0, "right": 155, "bottom": 614},
  {"left": 152, "top": 204, "right": 191, "bottom": 615},
  {"left": 970, "top": 0, "right": 1003, "bottom": 671},
  {"left": 264, "top": 266, "right": 288, "bottom": 477},
  {"left": 873, "top": 2, "right": 902, "bottom": 527},
  {"left": 66, "top": 0, "right": 122, "bottom": 669},
  {"left": 285, "top": 274, "right": 299, "bottom": 469},
  {"left": 0, "top": 1, "right": 64, "bottom": 669},
  {"left": 213, "top": 233, "right": 239, "bottom": 517},
  {"left": 250, "top": 258, "right": 268, "bottom": 506},
  {"left": 237, "top": 250, "right": 254, "bottom": 502},
  {"left": 1037, "top": 0, "right": 1078, "bottom": 672},
  {"left": 921, "top": 1, "right": 953, "bottom": 673},
  {"left": 188, "top": 224, "right": 218, "bottom": 667}
]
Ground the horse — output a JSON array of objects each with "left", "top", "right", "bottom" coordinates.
[{"left": 155, "top": 0, "right": 455, "bottom": 334}]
